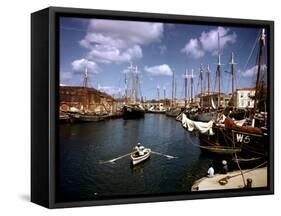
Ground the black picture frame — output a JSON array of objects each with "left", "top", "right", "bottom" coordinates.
[{"left": 31, "top": 6, "right": 274, "bottom": 209}]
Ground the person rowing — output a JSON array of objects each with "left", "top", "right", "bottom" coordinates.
[
  {"left": 131, "top": 143, "right": 151, "bottom": 165},
  {"left": 134, "top": 143, "right": 145, "bottom": 156}
]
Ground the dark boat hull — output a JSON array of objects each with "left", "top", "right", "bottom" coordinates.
[
  {"left": 69, "top": 113, "right": 108, "bottom": 123},
  {"left": 123, "top": 106, "right": 145, "bottom": 119},
  {"left": 198, "top": 127, "right": 267, "bottom": 158}
]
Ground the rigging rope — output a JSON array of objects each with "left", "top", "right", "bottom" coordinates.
[
  {"left": 243, "top": 31, "right": 260, "bottom": 72},
  {"left": 237, "top": 30, "right": 260, "bottom": 85},
  {"left": 218, "top": 161, "right": 267, "bottom": 185},
  {"left": 234, "top": 152, "right": 246, "bottom": 187}
]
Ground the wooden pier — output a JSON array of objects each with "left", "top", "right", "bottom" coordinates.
[{"left": 191, "top": 167, "right": 267, "bottom": 191}]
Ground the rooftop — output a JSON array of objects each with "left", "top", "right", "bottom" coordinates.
[{"left": 236, "top": 88, "right": 256, "bottom": 91}]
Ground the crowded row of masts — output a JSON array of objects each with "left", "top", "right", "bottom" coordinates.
[
  {"left": 121, "top": 29, "right": 265, "bottom": 110},
  {"left": 124, "top": 63, "right": 139, "bottom": 104},
  {"left": 182, "top": 54, "right": 236, "bottom": 110},
  {"left": 182, "top": 32, "right": 237, "bottom": 111},
  {"left": 183, "top": 28, "right": 265, "bottom": 112}
]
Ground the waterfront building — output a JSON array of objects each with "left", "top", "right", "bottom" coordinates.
[
  {"left": 199, "top": 92, "right": 231, "bottom": 108},
  {"left": 59, "top": 86, "right": 116, "bottom": 114},
  {"left": 234, "top": 88, "right": 256, "bottom": 109}
]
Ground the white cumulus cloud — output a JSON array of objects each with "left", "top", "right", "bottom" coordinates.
[
  {"left": 181, "top": 38, "right": 204, "bottom": 58},
  {"left": 71, "top": 58, "right": 98, "bottom": 73},
  {"left": 181, "top": 27, "right": 237, "bottom": 58},
  {"left": 144, "top": 64, "right": 173, "bottom": 76},
  {"left": 79, "top": 19, "right": 164, "bottom": 64}
]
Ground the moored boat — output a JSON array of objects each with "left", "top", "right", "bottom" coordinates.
[
  {"left": 165, "top": 107, "right": 182, "bottom": 117},
  {"left": 198, "top": 114, "right": 267, "bottom": 157},
  {"left": 69, "top": 112, "right": 109, "bottom": 122},
  {"left": 123, "top": 104, "right": 145, "bottom": 119},
  {"left": 59, "top": 111, "right": 73, "bottom": 123}
]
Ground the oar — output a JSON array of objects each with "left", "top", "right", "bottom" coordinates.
[
  {"left": 151, "top": 151, "right": 177, "bottom": 159},
  {"left": 99, "top": 151, "right": 136, "bottom": 164}
]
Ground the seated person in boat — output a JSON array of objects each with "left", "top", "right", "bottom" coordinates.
[
  {"left": 221, "top": 160, "right": 228, "bottom": 174},
  {"left": 207, "top": 164, "right": 215, "bottom": 178},
  {"left": 135, "top": 143, "right": 145, "bottom": 156}
]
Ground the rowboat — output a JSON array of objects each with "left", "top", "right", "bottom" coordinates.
[{"left": 131, "top": 148, "right": 151, "bottom": 165}]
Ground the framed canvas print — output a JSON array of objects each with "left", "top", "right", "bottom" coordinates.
[{"left": 31, "top": 6, "right": 274, "bottom": 208}]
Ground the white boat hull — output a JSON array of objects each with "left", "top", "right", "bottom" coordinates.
[{"left": 131, "top": 148, "right": 151, "bottom": 165}]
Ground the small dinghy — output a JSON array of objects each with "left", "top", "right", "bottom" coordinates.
[{"left": 131, "top": 146, "right": 151, "bottom": 165}]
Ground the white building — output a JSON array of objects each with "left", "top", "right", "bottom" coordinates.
[{"left": 235, "top": 88, "right": 255, "bottom": 109}]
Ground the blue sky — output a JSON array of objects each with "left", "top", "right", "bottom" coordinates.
[{"left": 59, "top": 17, "right": 267, "bottom": 100}]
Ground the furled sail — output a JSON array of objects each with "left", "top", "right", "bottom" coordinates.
[
  {"left": 211, "top": 98, "right": 216, "bottom": 109},
  {"left": 180, "top": 113, "right": 214, "bottom": 135},
  {"left": 224, "top": 117, "right": 262, "bottom": 134}
]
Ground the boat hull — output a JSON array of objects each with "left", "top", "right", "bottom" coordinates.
[
  {"left": 123, "top": 105, "right": 145, "bottom": 119},
  {"left": 199, "top": 145, "right": 241, "bottom": 155},
  {"left": 131, "top": 149, "right": 151, "bottom": 165},
  {"left": 165, "top": 108, "right": 181, "bottom": 117},
  {"left": 69, "top": 113, "right": 108, "bottom": 123},
  {"left": 199, "top": 127, "right": 267, "bottom": 158}
]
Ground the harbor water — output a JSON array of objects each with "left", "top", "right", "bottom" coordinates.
[{"left": 57, "top": 114, "right": 223, "bottom": 202}]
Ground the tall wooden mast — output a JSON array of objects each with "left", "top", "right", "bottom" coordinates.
[
  {"left": 124, "top": 73, "right": 128, "bottom": 103},
  {"left": 129, "top": 63, "right": 133, "bottom": 103},
  {"left": 135, "top": 66, "right": 139, "bottom": 103},
  {"left": 191, "top": 69, "right": 194, "bottom": 103},
  {"left": 200, "top": 64, "right": 204, "bottom": 107},
  {"left": 174, "top": 78, "right": 177, "bottom": 107},
  {"left": 217, "top": 32, "right": 222, "bottom": 109},
  {"left": 184, "top": 68, "right": 188, "bottom": 107},
  {"left": 83, "top": 64, "right": 89, "bottom": 112},
  {"left": 172, "top": 69, "right": 174, "bottom": 107},
  {"left": 254, "top": 29, "right": 266, "bottom": 113},
  {"left": 83, "top": 66, "right": 88, "bottom": 88},
  {"left": 157, "top": 85, "right": 160, "bottom": 101},
  {"left": 230, "top": 52, "right": 236, "bottom": 108},
  {"left": 207, "top": 65, "right": 211, "bottom": 111}
]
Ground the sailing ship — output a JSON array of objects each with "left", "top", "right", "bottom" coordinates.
[
  {"left": 123, "top": 104, "right": 145, "bottom": 119},
  {"left": 200, "top": 29, "right": 267, "bottom": 158},
  {"left": 68, "top": 65, "right": 110, "bottom": 122},
  {"left": 166, "top": 69, "right": 182, "bottom": 117},
  {"left": 184, "top": 65, "right": 217, "bottom": 122},
  {"left": 178, "top": 29, "right": 268, "bottom": 160},
  {"left": 146, "top": 86, "right": 166, "bottom": 113},
  {"left": 122, "top": 64, "right": 145, "bottom": 119}
]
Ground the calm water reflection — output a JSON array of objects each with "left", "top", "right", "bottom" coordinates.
[{"left": 57, "top": 114, "right": 218, "bottom": 202}]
